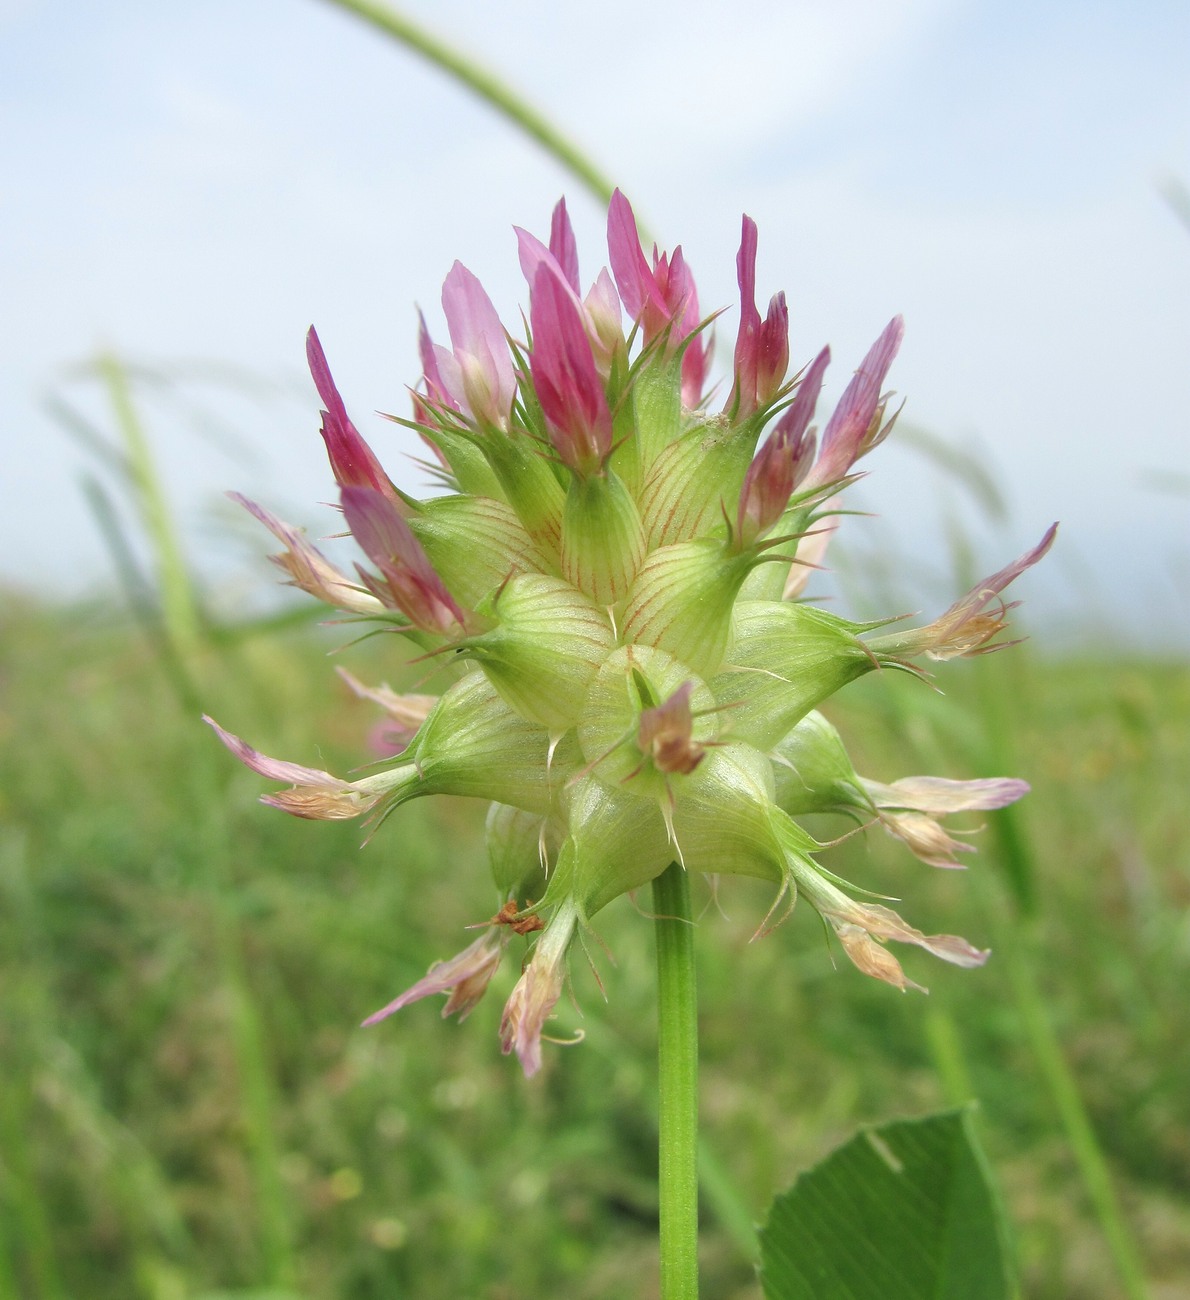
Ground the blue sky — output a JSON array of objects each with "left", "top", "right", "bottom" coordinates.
[{"left": 3, "top": 0, "right": 1188, "bottom": 644}]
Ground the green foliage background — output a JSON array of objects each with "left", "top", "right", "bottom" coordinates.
[{"left": 2, "top": 574, "right": 1187, "bottom": 1297}]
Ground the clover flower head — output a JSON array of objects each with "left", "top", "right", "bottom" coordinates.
[{"left": 208, "top": 192, "right": 1055, "bottom": 1075}]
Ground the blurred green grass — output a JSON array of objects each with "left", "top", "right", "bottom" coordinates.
[{"left": 2, "top": 590, "right": 1187, "bottom": 1299}]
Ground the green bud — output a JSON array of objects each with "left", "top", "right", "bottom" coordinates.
[
  {"left": 770, "top": 711, "right": 874, "bottom": 818},
  {"left": 712, "top": 601, "right": 889, "bottom": 750},
  {"left": 639, "top": 417, "right": 759, "bottom": 549},
  {"left": 621, "top": 539, "right": 753, "bottom": 678},
  {"left": 409, "top": 494, "right": 548, "bottom": 608},
  {"left": 560, "top": 469, "right": 645, "bottom": 606},
  {"left": 486, "top": 802, "right": 559, "bottom": 898},
  {"left": 576, "top": 645, "right": 716, "bottom": 800},
  {"left": 464, "top": 574, "right": 616, "bottom": 732}
]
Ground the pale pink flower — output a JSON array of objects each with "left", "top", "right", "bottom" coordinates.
[
  {"left": 499, "top": 903, "right": 578, "bottom": 1076},
  {"left": 362, "top": 930, "right": 507, "bottom": 1026},
  {"left": 873, "top": 525, "right": 1058, "bottom": 660},
  {"left": 203, "top": 716, "right": 406, "bottom": 820},
  {"left": 428, "top": 262, "right": 517, "bottom": 427},
  {"left": 862, "top": 774, "right": 1031, "bottom": 868},
  {"left": 229, "top": 492, "right": 384, "bottom": 615}
]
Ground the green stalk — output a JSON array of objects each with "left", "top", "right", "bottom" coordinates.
[
  {"left": 322, "top": 0, "right": 617, "bottom": 208},
  {"left": 652, "top": 862, "right": 699, "bottom": 1299}
]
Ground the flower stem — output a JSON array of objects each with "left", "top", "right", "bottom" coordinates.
[{"left": 652, "top": 861, "right": 699, "bottom": 1298}]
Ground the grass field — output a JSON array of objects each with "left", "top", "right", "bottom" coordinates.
[{"left": 2, "top": 588, "right": 1188, "bottom": 1298}]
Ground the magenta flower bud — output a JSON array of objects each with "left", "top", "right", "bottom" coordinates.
[
  {"left": 736, "top": 428, "right": 797, "bottom": 548},
  {"left": 606, "top": 189, "right": 705, "bottom": 405},
  {"left": 307, "top": 327, "right": 400, "bottom": 503},
  {"left": 757, "top": 293, "right": 790, "bottom": 403},
  {"left": 802, "top": 316, "right": 904, "bottom": 491},
  {"left": 734, "top": 346, "right": 830, "bottom": 547},
  {"left": 517, "top": 211, "right": 624, "bottom": 376},
  {"left": 340, "top": 484, "right": 468, "bottom": 635},
  {"left": 529, "top": 265, "right": 614, "bottom": 476},
  {"left": 729, "top": 215, "right": 790, "bottom": 419},
  {"left": 774, "top": 346, "right": 830, "bottom": 455},
  {"left": 607, "top": 188, "right": 661, "bottom": 324}
]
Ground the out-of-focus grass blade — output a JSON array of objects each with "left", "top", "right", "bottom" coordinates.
[
  {"left": 80, "top": 474, "right": 203, "bottom": 715},
  {"left": 896, "top": 422, "right": 1010, "bottom": 523},
  {"left": 96, "top": 351, "right": 203, "bottom": 662}
]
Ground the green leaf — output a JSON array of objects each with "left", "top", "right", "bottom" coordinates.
[{"left": 759, "top": 1108, "right": 1013, "bottom": 1300}]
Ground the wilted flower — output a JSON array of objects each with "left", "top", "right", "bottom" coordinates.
[{"left": 208, "top": 191, "right": 1055, "bottom": 1075}]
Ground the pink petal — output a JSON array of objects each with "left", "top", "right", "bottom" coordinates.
[
  {"left": 607, "top": 189, "right": 663, "bottom": 321},
  {"left": 229, "top": 492, "right": 383, "bottom": 614},
  {"left": 441, "top": 262, "right": 516, "bottom": 425},
  {"left": 730, "top": 215, "right": 762, "bottom": 411},
  {"left": 866, "top": 775, "right": 1031, "bottom": 814},
  {"left": 499, "top": 955, "right": 564, "bottom": 1077},
  {"left": 417, "top": 310, "right": 461, "bottom": 413},
  {"left": 952, "top": 524, "right": 1058, "bottom": 613},
  {"left": 549, "top": 196, "right": 580, "bottom": 293}
]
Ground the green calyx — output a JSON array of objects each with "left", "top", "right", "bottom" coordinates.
[
  {"left": 408, "top": 494, "right": 548, "bottom": 607},
  {"left": 621, "top": 539, "right": 755, "bottom": 678},
  {"left": 576, "top": 645, "right": 716, "bottom": 799},
  {"left": 770, "top": 710, "right": 875, "bottom": 820},
  {"left": 463, "top": 574, "right": 616, "bottom": 733},
  {"left": 560, "top": 469, "right": 646, "bottom": 606},
  {"left": 399, "top": 670, "right": 560, "bottom": 816},
  {"left": 711, "top": 602, "right": 897, "bottom": 750}
]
